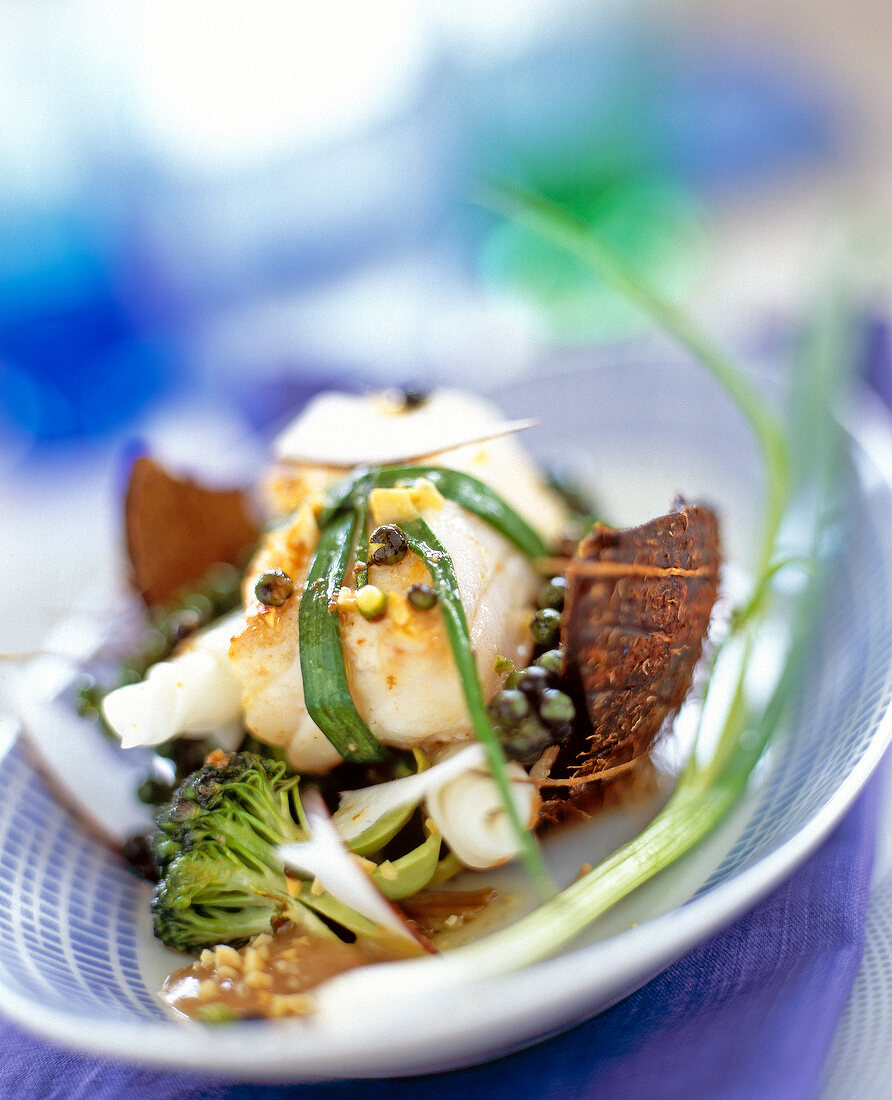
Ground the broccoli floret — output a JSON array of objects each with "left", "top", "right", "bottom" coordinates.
[{"left": 151, "top": 752, "right": 310, "bottom": 953}]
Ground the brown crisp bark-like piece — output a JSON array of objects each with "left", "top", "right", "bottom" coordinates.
[
  {"left": 126, "top": 456, "right": 260, "bottom": 607},
  {"left": 559, "top": 498, "right": 720, "bottom": 782}
]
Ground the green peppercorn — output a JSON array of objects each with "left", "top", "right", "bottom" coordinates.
[
  {"left": 254, "top": 570, "right": 294, "bottom": 607},
  {"left": 489, "top": 689, "right": 531, "bottom": 726},
  {"left": 181, "top": 592, "right": 215, "bottom": 623},
  {"left": 203, "top": 561, "right": 241, "bottom": 602},
  {"left": 553, "top": 722, "right": 575, "bottom": 746},
  {"left": 407, "top": 583, "right": 438, "bottom": 610},
  {"left": 530, "top": 607, "right": 562, "bottom": 646},
  {"left": 538, "top": 575, "right": 567, "bottom": 611},
  {"left": 514, "top": 665, "right": 551, "bottom": 697},
  {"left": 537, "top": 688, "right": 576, "bottom": 729},
  {"left": 499, "top": 717, "right": 553, "bottom": 764},
  {"left": 356, "top": 585, "right": 388, "bottom": 620},
  {"left": 369, "top": 524, "right": 408, "bottom": 566},
  {"left": 140, "top": 628, "right": 170, "bottom": 662},
  {"left": 535, "top": 649, "right": 564, "bottom": 678}
]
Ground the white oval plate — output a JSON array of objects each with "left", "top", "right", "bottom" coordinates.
[{"left": 1, "top": 358, "right": 890, "bottom": 1080}]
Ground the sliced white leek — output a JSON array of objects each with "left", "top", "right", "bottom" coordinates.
[
  {"left": 332, "top": 743, "right": 486, "bottom": 843},
  {"left": 425, "top": 758, "right": 540, "bottom": 869},
  {"left": 279, "top": 788, "right": 418, "bottom": 948},
  {"left": 101, "top": 611, "right": 244, "bottom": 749},
  {"left": 332, "top": 743, "right": 539, "bottom": 870}
]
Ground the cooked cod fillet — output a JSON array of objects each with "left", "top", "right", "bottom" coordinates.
[
  {"left": 104, "top": 390, "right": 566, "bottom": 776},
  {"left": 229, "top": 389, "right": 566, "bottom": 772},
  {"left": 230, "top": 489, "right": 539, "bottom": 772}
]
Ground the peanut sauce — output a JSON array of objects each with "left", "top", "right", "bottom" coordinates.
[{"left": 162, "top": 926, "right": 401, "bottom": 1022}]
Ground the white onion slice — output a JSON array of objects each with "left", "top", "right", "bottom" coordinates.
[{"left": 279, "top": 789, "right": 418, "bottom": 948}]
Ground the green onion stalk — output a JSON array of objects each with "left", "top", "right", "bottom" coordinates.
[
  {"left": 298, "top": 510, "right": 387, "bottom": 764},
  {"left": 325, "top": 182, "right": 844, "bottom": 1012},
  {"left": 417, "top": 182, "right": 844, "bottom": 973},
  {"left": 302, "top": 183, "right": 849, "bottom": 967},
  {"left": 310, "top": 187, "right": 851, "bottom": 1013}
]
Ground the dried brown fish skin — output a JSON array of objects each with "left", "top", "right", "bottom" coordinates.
[{"left": 554, "top": 498, "right": 720, "bottom": 788}]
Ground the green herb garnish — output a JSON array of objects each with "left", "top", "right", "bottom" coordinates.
[
  {"left": 298, "top": 510, "right": 389, "bottom": 764},
  {"left": 401, "top": 515, "right": 551, "bottom": 889}
]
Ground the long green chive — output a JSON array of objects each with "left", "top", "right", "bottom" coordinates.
[
  {"left": 318, "top": 465, "right": 549, "bottom": 561},
  {"left": 311, "top": 202, "right": 853, "bottom": 1015},
  {"left": 299, "top": 511, "right": 388, "bottom": 764},
  {"left": 400, "top": 515, "right": 551, "bottom": 891}
]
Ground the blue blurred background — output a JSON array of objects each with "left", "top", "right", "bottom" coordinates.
[
  {"left": 3, "top": 0, "right": 870, "bottom": 454},
  {"left": 2, "top": 0, "right": 890, "bottom": 652}
]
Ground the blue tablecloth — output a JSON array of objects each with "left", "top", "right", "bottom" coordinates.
[{"left": 0, "top": 773, "right": 878, "bottom": 1100}]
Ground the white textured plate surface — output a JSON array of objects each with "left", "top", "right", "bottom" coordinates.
[
  {"left": 819, "top": 398, "right": 892, "bottom": 1100},
  {"left": 1, "top": 359, "right": 891, "bottom": 1080}
]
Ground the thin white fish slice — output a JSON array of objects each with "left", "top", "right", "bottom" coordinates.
[{"left": 101, "top": 610, "right": 244, "bottom": 750}]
